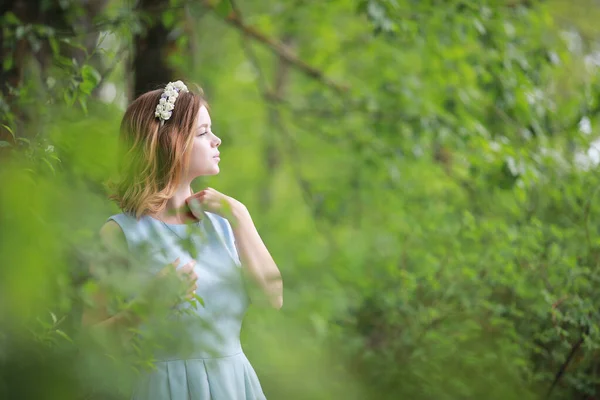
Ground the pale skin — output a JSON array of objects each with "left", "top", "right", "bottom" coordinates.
[{"left": 82, "top": 105, "right": 283, "bottom": 332}]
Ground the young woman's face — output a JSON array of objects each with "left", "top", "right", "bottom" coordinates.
[{"left": 186, "top": 105, "right": 221, "bottom": 178}]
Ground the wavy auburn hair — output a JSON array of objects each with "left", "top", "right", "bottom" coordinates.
[{"left": 109, "top": 84, "right": 207, "bottom": 218}]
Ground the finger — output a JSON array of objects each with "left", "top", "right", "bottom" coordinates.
[
  {"left": 187, "top": 197, "right": 204, "bottom": 213},
  {"left": 184, "top": 274, "right": 198, "bottom": 287},
  {"left": 178, "top": 266, "right": 195, "bottom": 277},
  {"left": 186, "top": 197, "right": 198, "bottom": 207},
  {"left": 178, "top": 261, "right": 197, "bottom": 277},
  {"left": 178, "top": 264, "right": 191, "bottom": 272},
  {"left": 185, "top": 283, "right": 196, "bottom": 294},
  {"left": 158, "top": 258, "right": 179, "bottom": 277},
  {"left": 185, "top": 284, "right": 198, "bottom": 298},
  {"left": 187, "top": 192, "right": 204, "bottom": 202}
]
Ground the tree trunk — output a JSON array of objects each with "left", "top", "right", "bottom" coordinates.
[{"left": 132, "top": 0, "right": 176, "bottom": 97}]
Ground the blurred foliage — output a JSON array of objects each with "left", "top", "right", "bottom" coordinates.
[{"left": 2, "top": 0, "right": 600, "bottom": 399}]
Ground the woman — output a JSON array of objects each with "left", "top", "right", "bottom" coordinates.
[{"left": 83, "top": 81, "right": 283, "bottom": 399}]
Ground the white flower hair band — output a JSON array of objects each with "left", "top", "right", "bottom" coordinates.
[{"left": 155, "top": 80, "right": 189, "bottom": 126}]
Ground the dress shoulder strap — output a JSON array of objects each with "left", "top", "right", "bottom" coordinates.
[
  {"left": 204, "top": 212, "right": 241, "bottom": 266},
  {"left": 107, "top": 212, "right": 156, "bottom": 252}
]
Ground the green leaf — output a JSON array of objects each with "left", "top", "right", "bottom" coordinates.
[
  {"left": 356, "top": 0, "right": 369, "bottom": 13},
  {"left": 36, "top": 317, "right": 52, "bottom": 330},
  {"left": 54, "top": 329, "right": 73, "bottom": 343},
  {"left": 162, "top": 10, "right": 176, "bottom": 28},
  {"left": 56, "top": 55, "right": 72, "bottom": 68},
  {"left": 79, "top": 64, "right": 101, "bottom": 95},
  {"left": 194, "top": 293, "right": 205, "bottom": 307},
  {"left": 78, "top": 97, "right": 88, "bottom": 114},
  {"left": 42, "top": 157, "right": 55, "bottom": 175},
  {"left": 49, "top": 36, "right": 59, "bottom": 56},
  {"left": 60, "top": 37, "right": 87, "bottom": 53},
  {"left": 3, "top": 57, "right": 13, "bottom": 72},
  {"left": 2, "top": 125, "right": 15, "bottom": 141},
  {"left": 3, "top": 12, "right": 20, "bottom": 25},
  {"left": 63, "top": 90, "right": 75, "bottom": 106},
  {"left": 215, "top": 0, "right": 233, "bottom": 18}
]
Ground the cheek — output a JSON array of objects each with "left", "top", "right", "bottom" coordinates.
[{"left": 189, "top": 140, "right": 211, "bottom": 164}]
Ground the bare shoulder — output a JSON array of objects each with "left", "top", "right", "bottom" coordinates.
[{"left": 99, "top": 220, "right": 127, "bottom": 252}]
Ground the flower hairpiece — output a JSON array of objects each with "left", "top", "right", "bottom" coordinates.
[{"left": 155, "top": 80, "right": 189, "bottom": 125}]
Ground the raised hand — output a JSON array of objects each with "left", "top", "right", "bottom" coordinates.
[{"left": 185, "top": 187, "right": 243, "bottom": 222}]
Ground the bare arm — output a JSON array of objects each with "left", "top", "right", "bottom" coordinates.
[
  {"left": 185, "top": 187, "right": 283, "bottom": 309},
  {"left": 230, "top": 203, "right": 283, "bottom": 309}
]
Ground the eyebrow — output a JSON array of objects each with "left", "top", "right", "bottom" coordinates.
[{"left": 197, "top": 123, "right": 210, "bottom": 128}]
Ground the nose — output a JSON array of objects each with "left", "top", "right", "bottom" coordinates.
[{"left": 213, "top": 134, "right": 221, "bottom": 147}]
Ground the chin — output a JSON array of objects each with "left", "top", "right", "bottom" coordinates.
[
  {"left": 191, "top": 166, "right": 220, "bottom": 177},
  {"left": 204, "top": 167, "right": 220, "bottom": 176}
]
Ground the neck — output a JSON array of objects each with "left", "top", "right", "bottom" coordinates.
[{"left": 155, "top": 181, "right": 198, "bottom": 224}]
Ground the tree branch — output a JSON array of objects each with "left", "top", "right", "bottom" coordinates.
[
  {"left": 202, "top": 0, "right": 349, "bottom": 94},
  {"left": 226, "top": 0, "right": 338, "bottom": 249},
  {"left": 545, "top": 335, "right": 585, "bottom": 399}
]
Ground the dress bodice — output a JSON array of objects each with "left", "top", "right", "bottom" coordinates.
[{"left": 108, "top": 212, "right": 250, "bottom": 360}]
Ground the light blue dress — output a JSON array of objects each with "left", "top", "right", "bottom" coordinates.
[{"left": 108, "top": 211, "right": 266, "bottom": 400}]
